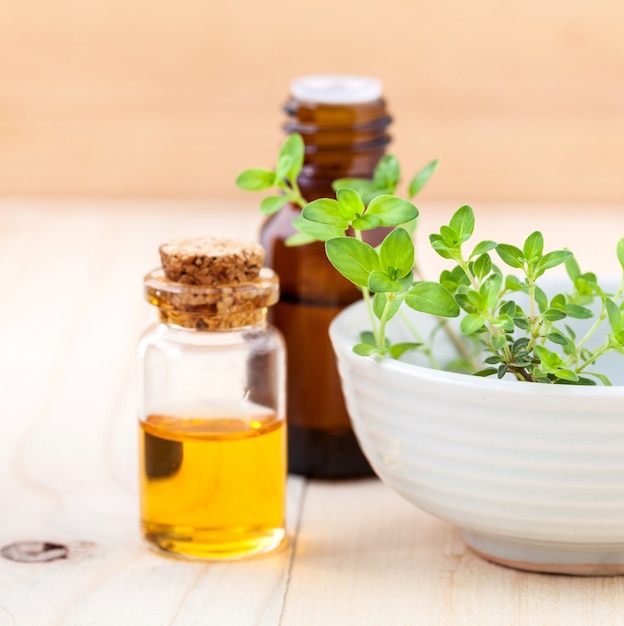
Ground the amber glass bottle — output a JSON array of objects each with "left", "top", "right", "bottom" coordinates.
[{"left": 260, "top": 75, "right": 392, "bottom": 477}]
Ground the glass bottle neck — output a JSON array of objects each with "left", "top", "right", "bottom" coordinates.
[
  {"left": 157, "top": 308, "right": 269, "bottom": 331},
  {"left": 144, "top": 267, "right": 279, "bottom": 332}
]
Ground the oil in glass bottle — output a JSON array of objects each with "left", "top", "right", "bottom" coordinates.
[{"left": 138, "top": 237, "right": 287, "bottom": 559}]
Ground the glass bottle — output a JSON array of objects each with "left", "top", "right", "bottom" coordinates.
[
  {"left": 260, "top": 75, "right": 392, "bottom": 477},
  {"left": 138, "top": 237, "right": 286, "bottom": 559}
]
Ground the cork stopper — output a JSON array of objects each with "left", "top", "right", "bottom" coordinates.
[
  {"left": 146, "top": 237, "right": 278, "bottom": 330},
  {"left": 159, "top": 237, "right": 265, "bottom": 285}
]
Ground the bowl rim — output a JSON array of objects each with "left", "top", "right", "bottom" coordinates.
[{"left": 329, "top": 298, "right": 624, "bottom": 399}]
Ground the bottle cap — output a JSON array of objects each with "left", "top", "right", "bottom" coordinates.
[
  {"left": 149, "top": 237, "right": 277, "bottom": 330},
  {"left": 159, "top": 237, "right": 265, "bottom": 286},
  {"left": 290, "top": 75, "right": 383, "bottom": 104}
]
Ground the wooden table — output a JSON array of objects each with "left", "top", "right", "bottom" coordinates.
[{"left": 2, "top": 199, "right": 624, "bottom": 625}]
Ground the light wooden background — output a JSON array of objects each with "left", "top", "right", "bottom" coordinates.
[
  {"left": 1, "top": 1, "right": 624, "bottom": 203},
  {"left": 3, "top": 200, "right": 624, "bottom": 625}
]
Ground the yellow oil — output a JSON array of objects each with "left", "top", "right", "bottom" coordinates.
[{"left": 139, "top": 412, "right": 286, "bottom": 559}]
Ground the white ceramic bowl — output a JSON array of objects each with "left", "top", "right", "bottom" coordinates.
[{"left": 329, "top": 278, "right": 624, "bottom": 575}]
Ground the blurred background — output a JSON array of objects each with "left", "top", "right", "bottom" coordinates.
[{"left": 1, "top": 0, "right": 623, "bottom": 204}]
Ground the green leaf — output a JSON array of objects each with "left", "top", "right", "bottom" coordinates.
[
  {"left": 379, "top": 228, "right": 414, "bottom": 278},
  {"left": 534, "top": 286, "right": 548, "bottom": 313},
  {"left": 455, "top": 292, "right": 477, "bottom": 314},
  {"left": 565, "top": 303, "right": 593, "bottom": 319},
  {"left": 353, "top": 343, "right": 378, "bottom": 356},
  {"left": 555, "top": 376, "right": 596, "bottom": 386},
  {"left": 499, "top": 300, "right": 516, "bottom": 317},
  {"left": 536, "top": 250, "right": 573, "bottom": 276},
  {"left": 260, "top": 195, "right": 287, "bottom": 215},
  {"left": 505, "top": 275, "right": 524, "bottom": 291},
  {"left": 368, "top": 270, "right": 401, "bottom": 293},
  {"left": 584, "top": 371, "right": 612, "bottom": 386},
  {"left": 302, "top": 198, "right": 348, "bottom": 228},
  {"left": 471, "top": 240, "right": 498, "bottom": 258},
  {"left": 606, "top": 297, "right": 623, "bottom": 332},
  {"left": 546, "top": 330, "right": 570, "bottom": 346},
  {"left": 389, "top": 342, "right": 422, "bottom": 359},
  {"left": 352, "top": 213, "right": 381, "bottom": 231},
  {"left": 611, "top": 330, "right": 624, "bottom": 346},
  {"left": 397, "top": 271, "right": 414, "bottom": 292},
  {"left": 531, "top": 366, "right": 549, "bottom": 383},
  {"left": 565, "top": 255, "right": 581, "bottom": 281},
  {"left": 279, "top": 133, "right": 305, "bottom": 181},
  {"left": 493, "top": 314, "right": 514, "bottom": 332},
  {"left": 408, "top": 159, "right": 438, "bottom": 198},
  {"left": 291, "top": 216, "right": 344, "bottom": 242},
  {"left": 460, "top": 313, "right": 486, "bottom": 335},
  {"left": 617, "top": 239, "right": 624, "bottom": 269},
  {"left": 285, "top": 232, "right": 316, "bottom": 246},
  {"left": 373, "top": 155, "right": 400, "bottom": 190},
  {"left": 473, "top": 253, "right": 492, "bottom": 282},
  {"left": 514, "top": 316, "right": 531, "bottom": 330},
  {"left": 275, "top": 154, "right": 293, "bottom": 181},
  {"left": 496, "top": 244, "right": 524, "bottom": 269},
  {"left": 534, "top": 345, "right": 557, "bottom": 368},
  {"left": 336, "top": 188, "right": 364, "bottom": 221},
  {"left": 373, "top": 292, "right": 402, "bottom": 321},
  {"left": 440, "top": 225, "right": 459, "bottom": 247},
  {"left": 542, "top": 308, "right": 567, "bottom": 321},
  {"left": 430, "top": 234, "right": 460, "bottom": 260},
  {"left": 449, "top": 205, "right": 475, "bottom": 243},
  {"left": 523, "top": 231, "right": 544, "bottom": 262},
  {"left": 332, "top": 178, "right": 385, "bottom": 204},
  {"left": 535, "top": 346, "right": 579, "bottom": 382},
  {"left": 442, "top": 265, "right": 468, "bottom": 285},
  {"left": 366, "top": 195, "right": 419, "bottom": 226},
  {"left": 474, "top": 368, "right": 497, "bottom": 378},
  {"left": 236, "top": 168, "right": 276, "bottom": 191},
  {"left": 359, "top": 331, "right": 376, "bottom": 345},
  {"left": 405, "top": 282, "right": 460, "bottom": 317},
  {"left": 466, "top": 288, "right": 487, "bottom": 313},
  {"left": 482, "top": 273, "right": 502, "bottom": 308},
  {"left": 491, "top": 334, "right": 507, "bottom": 351},
  {"left": 325, "top": 237, "right": 380, "bottom": 287},
  {"left": 554, "top": 368, "right": 579, "bottom": 382}
]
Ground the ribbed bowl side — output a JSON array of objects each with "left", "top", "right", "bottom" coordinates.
[{"left": 330, "top": 300, "right": 624, "bottom": 545}]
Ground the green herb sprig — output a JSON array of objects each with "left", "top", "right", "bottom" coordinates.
[
  {"left": 237, "top": 133, "right": 624, "bottom": 385},
  {"left": 236, "top": 134, "right": 307, "bottom": 215}
]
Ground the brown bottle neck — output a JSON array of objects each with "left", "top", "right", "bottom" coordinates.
[{"left": 283, "top": 96, "right": 392, "bottom": 200}]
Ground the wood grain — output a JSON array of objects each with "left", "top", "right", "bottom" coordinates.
[{"left": 1, "top": 201, "right": 624, "bottom": 624}]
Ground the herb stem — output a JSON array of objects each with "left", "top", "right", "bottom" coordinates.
[
  {"left": 352, "top": 228, "right": 379, "bottom": 341},
  {"left": 437, "top": 319, "right": 479, "bottom": 371},
  {"left": 377, "top": 295, "right": 395, "bottom": 349},
  {"left": 398, "top": 309, "right": 439, "bottom": 369},
  {"left": 457, "top": 253, "right": 513, "bottom": 364},
  {"left": 411, "top": 241, "right": 477, "bottom": 370},
  {"left": 523, "top": 274, "right": 545, "bottom": 356},
  {"left": 282, "top": 178, "right": 307, "bottom": 208},
  {"left": 457, "top": 257, "right": 479, "bottom": 292},
  {"left": 576, "top": 276, "right": 624, "bottom": 352},
  {"left": 576, "top": 344, "right": 610, "bottom": 374},
  {"left": 361, "top": 287, "right": 379, "bottom": 343}
]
